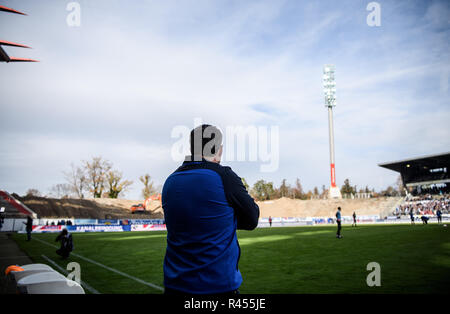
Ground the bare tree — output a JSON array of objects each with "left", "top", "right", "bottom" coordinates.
[
  {"left": 340, "top": 178, "right": 355, "bottom": 195},
  {"left": 321, "top": 185, "right": 328, "bottom": 198},
  {"left": 140, "top": 173, "right": 156, "bottom": 199},
  {"left": 25, "top": 188, "right": 41, "bottom": 197},
  {"left": 64, "top": 163, "right": 87, "bottom": 199},
  {"left": 83, "top": 157, "right": 112, "bottom": 198},
  {"left": 313, "top": 186, "right": 319, "bottom": 196},
  {"left": 279, "top": 179, "right": 289, "bottom": 198},
  {"left": 293, "top": 178, "right": 305, "bottom": 199},
  {"left": 49, "top": 183, "right": 73, "bottom": 198},
  {"left": 106, "top": 170, "right": 133, "bottom": 199}
]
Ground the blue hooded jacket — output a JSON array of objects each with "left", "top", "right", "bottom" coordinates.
[{"left": 162, "top": 159, "right": 259, "bottom": 294}]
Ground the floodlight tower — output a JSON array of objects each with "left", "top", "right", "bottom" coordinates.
[{"left": 323, "top": 64, "right": 342, "bottom": 199}]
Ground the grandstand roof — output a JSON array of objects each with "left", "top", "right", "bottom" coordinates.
[
  {"left": 379, "top": 152, "right": 450, "bottom": 187},
  {"left": 378, "top": 152, "right": 450, "bottom": 172},
  {"left": 0, "top": 5, "right": 38, "bottom": 63},
  {"left": 0, "top": 190, "right": 37, "bottom": 218}
]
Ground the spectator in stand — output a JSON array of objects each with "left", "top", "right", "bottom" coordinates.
[{"left": 394, "top": 194, "right": 449, "bottom": 223}]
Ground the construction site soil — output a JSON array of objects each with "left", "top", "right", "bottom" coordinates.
[{"left": 16, "top": 195, "right": 401, "bottom": 219}]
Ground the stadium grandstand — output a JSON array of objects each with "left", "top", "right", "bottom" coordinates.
[
  {"left": 0, "top": 190, "right": 37, "bottom": 232},
  {"left": 379, "top": 152, "right": 450, "bottom": 218},
  {"left": 379, "top": 152, "right": 450, "bottom": 196},
  {"left": 395, "top": 194, "right": 449, "bottom": 217},
  {"left": 0, "top": 190, "right": 37, "bottom": 219}
]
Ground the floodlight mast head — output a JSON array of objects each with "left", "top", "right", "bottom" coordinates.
[{"left": 323, "top": 64, "right": 336, "bottom": 108}]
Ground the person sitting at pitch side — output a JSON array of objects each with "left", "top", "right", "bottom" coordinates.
[
  {"left": 55, "top": 228, "right": 73, "bottom": 259},
  {"left": 336, "top": 207, "right": 343, "bottom": 238},
  {"left": 162, "top": 124, "right": 260, "bottom": 295}
]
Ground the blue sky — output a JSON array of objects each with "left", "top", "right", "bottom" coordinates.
[{"left": 0, "top": 0, "right": 449, "bottom": 199}]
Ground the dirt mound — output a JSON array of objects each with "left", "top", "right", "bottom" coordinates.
[
  {"left": 17, "top": 196, "right": 163, "bottom": 219},
  {"left": 17, "top": 195, "right": 400, "bottom": 220},
  {"left": 257, "top": 197, "right": 401, "bottom": 218}
]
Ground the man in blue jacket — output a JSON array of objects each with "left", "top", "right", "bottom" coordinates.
[{"left": 162, "top": 124, "right": 260, "bottom": 295}]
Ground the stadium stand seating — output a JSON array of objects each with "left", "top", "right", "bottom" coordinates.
[
  {"left": 0, "top": 190, "right": 37, "bottom": 218},
  {"left": 393, "top": 194, "right": 449, "bottom": 216}
]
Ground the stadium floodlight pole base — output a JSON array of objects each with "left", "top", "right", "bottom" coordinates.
[{"left": 328, "top": 186, "right": 342, "bottom": 199}]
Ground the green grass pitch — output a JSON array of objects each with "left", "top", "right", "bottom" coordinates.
[{"left": 11, "top": 224, "right": 450, "bottom": 294}]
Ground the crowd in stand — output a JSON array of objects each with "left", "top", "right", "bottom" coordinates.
[
  {"left": 45, "top": 219, "right": 73, "bottom": 226},
  {"left": 412, "top": 185, "right": 449, "bottom": 196},
  {"left": 394, "top": 194, "right": 450, "bottom": 216}
]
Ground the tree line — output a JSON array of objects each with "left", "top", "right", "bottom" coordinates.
[
  {"left": 43, "top": 156, "right": 157, "bottom": 199},
  {"left": 245, "top": 176, "right": 405, "bottom": 201},
  {"left": 24, "top": 156, "right": 405, "bottom": 201}
]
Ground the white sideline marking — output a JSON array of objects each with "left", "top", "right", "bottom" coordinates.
[
  {"left": 41, "top": 254, "right": 100, "bottom": 294},
  {"left": 34, "top": 237, "right": 164, "bottom": 292}
]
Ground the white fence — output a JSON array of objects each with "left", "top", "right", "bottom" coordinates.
[
  {"left": 2, "top": 215, "right": 448, "bottom": 233},
  {"left": 0, "top": 218, "right": 28, "bottom": 232}
]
